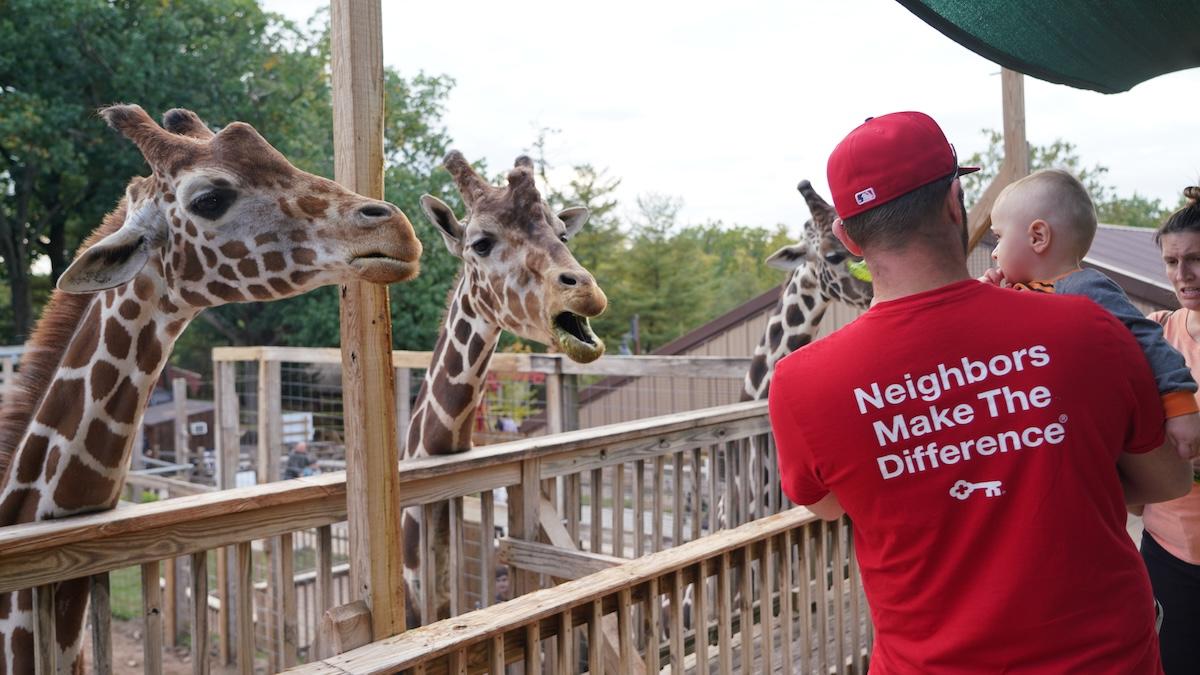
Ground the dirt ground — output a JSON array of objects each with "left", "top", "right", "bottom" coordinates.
[{"left": 85, "top": 619, "right": 252, "bottom": 674}]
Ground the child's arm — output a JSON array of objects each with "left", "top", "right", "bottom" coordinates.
[{"left": 1058, "top": 270, "right": 1200, "bottom": 459}]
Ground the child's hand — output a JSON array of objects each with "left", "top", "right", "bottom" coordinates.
[
  {"left": 978, "top": 268, "right": 1006, "bottom": 286},
  {"left": 1165, "top": 413, "right": 1200, "bottom": 460}
]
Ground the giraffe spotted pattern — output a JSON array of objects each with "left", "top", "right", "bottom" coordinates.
[{"left": 0, "top": 104, "right": 421, "bottom": 674}]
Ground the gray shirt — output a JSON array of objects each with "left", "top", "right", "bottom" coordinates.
[{"left": 1056, "top": 268, "right": 1196, "bottom": 396}]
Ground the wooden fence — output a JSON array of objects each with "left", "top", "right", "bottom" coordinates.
[
  {"left": 0, "top": 345, "right": 23, "bottom": 403},
  {"left": 0, "top": 399, "right": 872, "bottom": 673},
  {"left": 289, "top": 508, "right": 869, "bottom": 675}
]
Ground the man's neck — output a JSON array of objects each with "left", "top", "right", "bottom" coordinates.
[{"left": 867, "top": 246, "right": 972, "bottom": 304}]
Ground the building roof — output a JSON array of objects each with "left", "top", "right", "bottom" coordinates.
[{"left": 1084, "top": 223, "right": 1176, "bottom": 308}]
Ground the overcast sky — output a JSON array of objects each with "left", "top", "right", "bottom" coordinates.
[{"left": 263, "top": 0, "right": 1200, "bottom": 232}]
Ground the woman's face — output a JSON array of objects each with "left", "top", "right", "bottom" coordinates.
[{"left": 1161, "top": 231, "right": 1200, "bottom": 310}]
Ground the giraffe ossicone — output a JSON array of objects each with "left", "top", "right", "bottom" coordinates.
[
  {"left": 0, "top": 104, "right": 422, "bottom": 674},
  {"left": 403, "top": 150, "right": 607, "bottom": 626}
]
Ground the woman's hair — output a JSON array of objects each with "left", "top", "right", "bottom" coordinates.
[{"left": 1156, "top": 186, "right": 1200, "bottom": 245}]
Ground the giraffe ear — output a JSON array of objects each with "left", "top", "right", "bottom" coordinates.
[
  {"left": 420, "top": 194, "right": 464, "bottom": 256},
  {"left": 557, "top": 207, "right": 590, "bottom": 239},
  {"left": 765, "top": 244, "right": 809, "bottom": 271},
  {"left": 57, "top": 203, "right": 164, "bottom": 293}
]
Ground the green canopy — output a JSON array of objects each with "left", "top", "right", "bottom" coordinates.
[{"left": 897, "top": 1, "right": 1200, "bottom": 93}]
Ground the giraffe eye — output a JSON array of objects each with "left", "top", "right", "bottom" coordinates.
[
  {"left": 471, "top": 238, "right": 494, "bottom": 256},
  {"left": 558, "top": 234, "right": 569, "bottom": 244},
  {"left": 188, "top": 188, "right": 236, "bottom": 220}
]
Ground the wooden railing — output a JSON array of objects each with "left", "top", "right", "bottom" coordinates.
[
  {"left": 0, "top": 400, "right": 842, "bottom": 673},
  {"left": 288, "top": 508, "right": 871, "bottom": 675},
  {"left": 0, "top": 345, "right": 23, "bottom": 404}
]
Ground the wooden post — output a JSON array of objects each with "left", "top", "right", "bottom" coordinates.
[
  {"left": 395, "top": 367, "right": 411, "bottom": 446},
  {"left": 172, "top": 378, "right": 189, "bottom": 469},
  {"left": 256, "top": 357, "right": 282, "bottom": 670},
  {"left": 561, "top": 372, "right": 579, "bottom": 432},
  {"left": 545, "top": 371, "right": 563, "bottom": 435},
  {"left": 257, "top": 359, "right": 282, "bottom": 484},
  {"left": 214, "top": 359, "right": 238, "bottom": 665},
  {"left": 331, "top": 0, "right": 406, "bottom": 642},
  {"left": 967, "top": 68, "right": 1030, "bottom": 252}
]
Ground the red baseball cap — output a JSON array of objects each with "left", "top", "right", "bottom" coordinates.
[{"left": 826, "top": 111, "right": 979, "bottom": 219}]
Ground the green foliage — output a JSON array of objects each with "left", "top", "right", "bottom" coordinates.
[
  {"left": 0, "top": 0, "right": 462, "bottom": 367},
  {"left": 961, "top": 129, "right": 1171, "bottom": 229}
]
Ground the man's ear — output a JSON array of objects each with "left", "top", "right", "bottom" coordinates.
[
  {"left": 1028, "top": 219, "right": 1052, "bottom": 254},
  {"left": 832, "top": 217, "right": 863, "bottom": 257},
  {"left": 57, "top": 203, "right": 163, "bottom": 293},
  {"left": 765, "top": 243, "right": 809, "bottom": 271},
  {"left": 419, "top": 194, "right": 464, "bottom": 257}
]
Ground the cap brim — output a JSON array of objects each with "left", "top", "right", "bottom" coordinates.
[{"left": 957, "top": 166, "right": 981, "bottom": 176}]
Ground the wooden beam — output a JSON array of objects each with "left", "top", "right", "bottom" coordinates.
[
  {"left": 966, "top": 68, "right": 1030, "bottom": 254},
  {"left": 497, "top": 538, "right": 624, "bottom": 581},
  {"left": 320, "top": 600, "right": 374, "bottom": 656},
  {"left": 331, "top": 0, "right": 406, "bottom": 641}
]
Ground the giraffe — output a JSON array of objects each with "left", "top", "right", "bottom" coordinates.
[
  {"left": 0, "top": 104, "right": 422, "bottom": 674},
  {"left": 743, "top": 179, "right": 874, "bottom": 402},
  {"left": 709, "top": 181, "right": 877, "bottom": 535},
  {"left": 402, "top": 151, "right": 607, "bottom": 626}
]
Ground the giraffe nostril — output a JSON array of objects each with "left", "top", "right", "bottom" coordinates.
[
  {"left": 359, "top": 204, "right": 392, "bottom": 219},
  {"left": 559, "top": 273, "right": 578, "bottom": 287}
]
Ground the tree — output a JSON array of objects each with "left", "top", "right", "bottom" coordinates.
[
  {"left": 0, "top": 0, "right": 331, "bottom": 341},
  {"left": 961, "top": 129, "right": 1172, "bottom": 229},
  {"left": 0, "top": 1, "right": 463, "bottom": 366}
]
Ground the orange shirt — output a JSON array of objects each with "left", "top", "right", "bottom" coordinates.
[{"left": 1145, "top": 309, "right": 1200, "bottom": 564}]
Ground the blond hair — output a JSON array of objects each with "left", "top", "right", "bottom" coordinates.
[{"left": 996, "top": 169, "right": 1098, "bottom": 258}]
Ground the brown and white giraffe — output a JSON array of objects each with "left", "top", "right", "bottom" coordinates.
[
  {"left": 402, "top": 151, "right": 606, "bottom": 625},
  {"left": 0, "top": 104, "right": 422, "bottom": 674},
  {"left": 743, "top": 180, "right": 873, "bottom": 401},
  {"left": 726, "top": 181, "right": 873, "bottom": 527}
]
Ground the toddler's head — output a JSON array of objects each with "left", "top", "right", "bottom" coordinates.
[{"left": 990, "top": 169, "right": 1097, "bottom": 284}]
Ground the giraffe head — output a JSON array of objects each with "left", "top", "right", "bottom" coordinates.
[
  {"left": 418, "top": 152, "right": 607, "bottom": 362},
  {"left": 765, "top": 180, "right": 873, "bottom": 307},
  {"left": 56, "top": 105, "right": 422, "bottom": 305}
]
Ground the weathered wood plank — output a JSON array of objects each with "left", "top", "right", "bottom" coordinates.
[
  {"left": 141, "top": 561, "right": 164, "bottom": 675},
  {"left": 90, "top": 573, "right": 113, "bottom": 675},
  {"left": 34, "top": 584, "right": 56, "bottom": 675},
  {"left": 191, "top": 551, "right": 209, "bottom": 675},
  {"left": 498, "top": 539, "right": 623, "bottom": 581},
  {"left": 321, "top": 600, "right": 374, "bottom": 657},
  {"left": 315, "top": 525, "right": 334, "bottom": 658},
  {"left": 235, "top": 542, "right": 254, "bottom": 675},
  {"left": 331, "top": 0, "right": 406, "bottom": 641}
]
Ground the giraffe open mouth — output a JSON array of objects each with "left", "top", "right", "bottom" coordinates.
[{"left": 553, "top": 312, "right": 605, "bottom": 363}]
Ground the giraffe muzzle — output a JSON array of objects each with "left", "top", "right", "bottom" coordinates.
[{"left": 350, "top": 253, "right": 420, "bottom": 284}]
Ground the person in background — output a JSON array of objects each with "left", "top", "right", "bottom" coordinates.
[
  {"left": 283, "top": 441, "right": 317, "bottom": 479},
  {"left": 1143, "top": 186, "right": 1200, "bottom": 674}
]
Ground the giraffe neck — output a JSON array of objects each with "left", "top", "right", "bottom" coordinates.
[
  {"left": 743, "top": 263, "right": 828, "bottom": 401},
  {"left": 405, "top": 276, "right": 501, "bottom": 458},
  {"left": 0, "top": 263, "right": 194, "bottom": 674}
]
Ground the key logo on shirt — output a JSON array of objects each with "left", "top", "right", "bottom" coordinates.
[{"left": 950, "top": 479, "right": 1003, "bottom": 500}]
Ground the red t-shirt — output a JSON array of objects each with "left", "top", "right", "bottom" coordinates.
[{"left": 770, "top": 280, "right": 1164, "bottom": 674}]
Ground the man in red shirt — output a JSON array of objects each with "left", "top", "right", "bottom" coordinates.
[{"left": 769, "top": 111, "right": 1192, "bottom": 673}]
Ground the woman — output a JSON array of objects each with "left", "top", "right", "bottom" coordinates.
[{"left": 1147, "top": 185, "right": 1200, "bottom": 674}]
